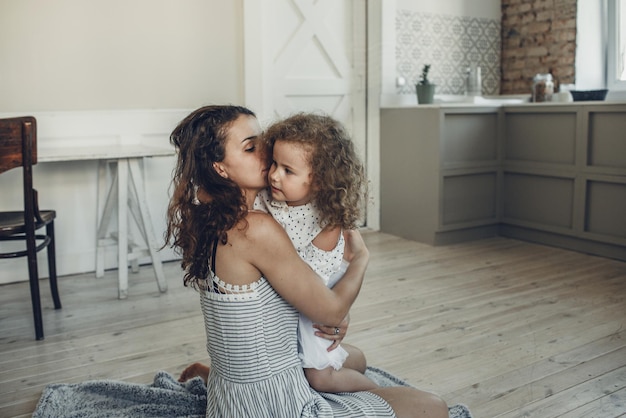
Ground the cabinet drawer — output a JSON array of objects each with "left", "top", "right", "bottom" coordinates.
[
  {"left": 588, "top": 112, "right": 626, "bottom": 170},
  {"left": 505, "top": 113, "right": 576, "bottom": 165},
  {"left": 502, "top": 172, "right": 574, "bottom": 229},
  {"left": 585, "top": 179, "right": 626, "bottom": 239},
  {"left": 442, "top": 113, "right": 498, "bottom": 165},
  {"left": 442, "top": 172, "right": 497, "bottom": 225}
]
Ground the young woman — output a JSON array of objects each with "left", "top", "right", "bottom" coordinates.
[{"left": 165, "top": 105, "right": 448, "bottom": 418}]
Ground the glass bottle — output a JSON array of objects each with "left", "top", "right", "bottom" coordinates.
[{"left": 532, "top": 74, "right": 554, "bottom": 102}]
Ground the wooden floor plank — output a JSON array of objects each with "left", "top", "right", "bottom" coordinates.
[
  {"left": 471, "top": 346, "right": 626, "bottom": 417},
  {"left": 1, "top": 233, "right": 625, "bottom": 417},
  {"left": 558, "top": 386, "right": 626, "bottom": 418},
  {"left": 445, "top": 331, "right": 626, "bottom": 411},
  {"left": 493, "top": 366, "right": 626, "bottom": 418}
]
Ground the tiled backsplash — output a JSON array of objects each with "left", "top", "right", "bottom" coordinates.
[{"left": 396, "top": 10, "right": 501, "bottom": 96}]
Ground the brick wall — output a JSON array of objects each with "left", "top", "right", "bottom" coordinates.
[{"left": 501, "top": 0, "right": 577, "bottom": 94}]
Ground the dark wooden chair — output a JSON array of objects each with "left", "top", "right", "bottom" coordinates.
[{"left": 0, "top": 116, "right": 61, "bottom": 340}]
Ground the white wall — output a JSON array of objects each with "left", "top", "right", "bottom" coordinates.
[
  {"left": 0, "top": 0, "right": 243, "bottom": 112},
  {"left": 0, "top": 0, "right": 245, "bottom": 285}
]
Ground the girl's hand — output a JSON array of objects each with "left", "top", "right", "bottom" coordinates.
[
  {"left": 343, "top": 229, "right": 368, "bottom": 263},
  {"left": 313, "top": 315, "right": 350, "bottom": 351}
]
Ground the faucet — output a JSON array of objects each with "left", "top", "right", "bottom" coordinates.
[{"left": 465, "top": 65, "right": 482, "bottom": 96}]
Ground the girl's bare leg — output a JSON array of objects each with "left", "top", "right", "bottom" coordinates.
[
  {"left": 341, "top": 343, "right": 367, "bottom": 373},
  {"left": 342, "top": 343, "right": 448, "bottom": 417},
  {"left": 304, "top": 343, "right": 377, "bottom": 392},
  {"left": 305, "top": 366, "right": 378, "bottom": 393},
  {"left": 370, "top": 387, "right": 448, "bottom": 418}
]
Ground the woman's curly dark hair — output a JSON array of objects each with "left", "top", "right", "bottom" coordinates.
[
  {"left": 263, "top": 113, "right": 367, "bottom": 230},
  {"left": 165, "top": 105, "right": 255, "bottom": 287}
]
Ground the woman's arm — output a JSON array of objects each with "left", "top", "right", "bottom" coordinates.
[{"left": 246, "top": 212, "right": 368, "bottom": 326}]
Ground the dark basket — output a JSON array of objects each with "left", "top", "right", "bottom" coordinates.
[{"left": 569, "top": 89, "right": 608, "bottom": 101}]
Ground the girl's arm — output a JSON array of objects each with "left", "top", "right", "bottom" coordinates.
[{"left": 246, "top": 212, "right": 368, "bottom": 326}]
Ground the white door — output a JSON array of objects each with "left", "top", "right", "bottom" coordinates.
[{"left": 244, "top": 0, "right": 367, "bottom": 184}]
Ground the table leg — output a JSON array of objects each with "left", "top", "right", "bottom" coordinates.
[
  {"left": 95, "top": 160, "right": 107, "bottom": 278},
  {"left": 128, "top": 158, "right": 167, "bottom": 293},
  {"left": 117, "top": 159, "right": 129, "bottom": 299},
  {"left": 94, "top": 157, "right": 167, "bottom": 298},
  {"left": 96, "top": 160, "right": 118, "bottom": 279}
]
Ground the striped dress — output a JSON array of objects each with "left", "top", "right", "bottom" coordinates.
[{"left": 199, "top": 275, "right": 395, "bottom": 417}]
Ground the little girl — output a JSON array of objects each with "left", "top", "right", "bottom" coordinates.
[{"left": 255, "top": 112, "right": 378, "bottom": 393}]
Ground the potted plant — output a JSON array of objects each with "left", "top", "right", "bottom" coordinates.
[{"left": 416, "top": 64, "right": 435, "bottom": 104}]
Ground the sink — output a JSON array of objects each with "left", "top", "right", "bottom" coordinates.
[
  {"left": 379, "top": 93, "right": 530, "bottom": 108},
  {"left": 434, "top": 95, "right": 529, "bottom": 105},
  {"left": 471, "top": 96, "right": 528, "bottom": 105}
]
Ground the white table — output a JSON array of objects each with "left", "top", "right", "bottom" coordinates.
[{"left": 39, "top": 145, "right": 173, "bottom": 299}]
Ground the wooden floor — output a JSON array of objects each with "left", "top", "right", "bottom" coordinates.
[{"left": 1, "top": 232, "right": 625, "bottom": 417}]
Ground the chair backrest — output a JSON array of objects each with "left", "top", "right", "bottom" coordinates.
[
  {"left": 0, "top": 116, "right": 38, "bottom": 174},
  {"left": 0, "top": 116, "right": 38, "bottom": 227}
]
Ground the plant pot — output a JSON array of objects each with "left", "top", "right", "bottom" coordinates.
[{"left": 416, "top": 84, "right": 436, "bottom": 104}]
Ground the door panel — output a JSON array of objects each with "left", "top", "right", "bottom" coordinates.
[{"left": 244, "top": 0, "right": 366, "bottom": 160}]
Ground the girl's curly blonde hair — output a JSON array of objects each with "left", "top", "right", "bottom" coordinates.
[{"left": 263, "top": 113, "right": 367, "bottom": 230}]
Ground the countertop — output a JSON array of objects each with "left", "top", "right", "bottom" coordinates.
[{"left": 380, "top": 93, "right": 626, "bottom": 109}]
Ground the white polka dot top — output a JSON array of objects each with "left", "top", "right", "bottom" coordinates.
[{"left": 254, "top": 189, "right": 345, "bottom": 286}]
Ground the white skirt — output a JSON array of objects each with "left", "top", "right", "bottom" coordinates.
[
  {"left": 298, "top": 314, "right": 349, "bottom": 370},
  {"left": 297, "top": 261, "right": 349, "bottom": 370}
]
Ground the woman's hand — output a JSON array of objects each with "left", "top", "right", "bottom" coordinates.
[{"left": 313, "top": 315, "right": 350, "bottom": 351}]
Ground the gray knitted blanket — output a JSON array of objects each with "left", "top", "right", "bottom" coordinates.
[{"left": 33, "top": 367, "right": 472, "bottom": 417}]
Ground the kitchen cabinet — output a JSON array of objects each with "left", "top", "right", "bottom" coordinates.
[
  {"left": 380, "top": 106, "right": 502, "bottom": 245},
  {"left": 380, "top": 102, "right": 626, "bottom": 261},
  {"left": 500, "top": 103, "right": 626, "bottom": 261}
]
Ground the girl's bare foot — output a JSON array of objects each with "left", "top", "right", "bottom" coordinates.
[{"left": 178, "top": 362, "right": 210, "bottom": 384}]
